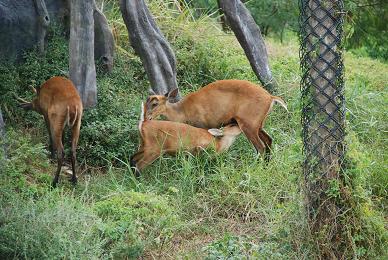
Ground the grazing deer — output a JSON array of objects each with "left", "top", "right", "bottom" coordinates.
[
  {"left": 145, "top": 80, "right": 287, "bottom": 160},
  {"left": 16, "top": 76, "right": 83, "bottom": 187},
  {"left": 130, "top": 103, "right": 241, "bottom": 176}
]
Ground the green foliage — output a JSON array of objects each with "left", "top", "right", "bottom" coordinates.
[
  {"left": 345, "top": 54, "right": 388, "bottom": 210},
  {"left": 345, "top": 0, "right": 388, "bottom": 61},
  {"left": 0, "top": 193, "right": 105, "bottom": 259},
  {"left": 186, "top": 0, "right": 299, "bottom": 40},
  {"left": 203, "top": 235, "right": 255, "bottom": 259},
  {"left": 78, "top": 51, "right": 145, "bottom": 165},
  {"left": 188, "top": 0, "right": 388, "bottom": 61},
  {"left": 173, "top": 31, "right": 257, "bottom": 91},
  {"left": 0, "top": 129, "right": 52, "bottom": 198},
  {"left": 203, "top": 234, "right": 296, "bottom": 259},
  {"left": 246, "top": 0, "right": 298, "bottom": 39},
  {"left": 94, "top": 191, "right": 180, "bottom": 258},
  {"left": 337, "top": 132, "right": 388, "bottom": 258}
]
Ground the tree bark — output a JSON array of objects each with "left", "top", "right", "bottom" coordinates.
[
  {"left": 119, "top": 0, "right": 180, "bottom": 101},
  {"left": 300, "top": 0, "right": 346, "bottom": 258},
  {"left": 216, "top": 0, "right": 229, "bottom": 31},
  {"left": 219, "top": 0, "right": 277, "bottom": 93},
  {"left": 93, "top": 2, "right": 115, "bottom": 73},
  {"left": 69, "top": 0, "right": 97, "bottom": 108}
]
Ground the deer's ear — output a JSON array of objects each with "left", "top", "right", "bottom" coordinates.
[
  {"left": 146, "top": 96, "right": 158, "bottom": 104},
  {"left": 167, "top": 88, "right": 179, "bottom": 101},
  {"left": 149, "top": 88, "right": 156, "bottom": 95},
  {"left": 208, "top": 128, "right": 223, "bottom": 137}
]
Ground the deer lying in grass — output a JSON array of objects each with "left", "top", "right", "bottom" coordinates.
[
  {"left": 16, "top": 76, "right": 83, "bottom": 187},
  {"left": 145, "top": 80, "right": 287, "bottom": 160},
  {"left": 130, "top": 103, "right": 241, "bottom": 176}
]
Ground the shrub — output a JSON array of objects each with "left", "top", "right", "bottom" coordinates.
[
  {"left": 203, "top": 235, "right": 292, "bottom": 259},
  {"left": 203, "top": 235, "right": 254, "bottom": 259},
  {"left": 0, "top": 193, "right": 105, "bottom": 259},
  {"left": 94, "top": 191, "right": 180, "bottom": 258},
  {"left": 0, "top": 129, "right": 51, "bottom": 198}
]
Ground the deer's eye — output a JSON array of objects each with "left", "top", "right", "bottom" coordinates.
[{"left": 151, "top": 103, "right": 158, "bottom": 108}]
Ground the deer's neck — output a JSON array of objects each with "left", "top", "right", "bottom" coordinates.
[{"left": 165, "top": 101, "right": 186, "bottom": 123}]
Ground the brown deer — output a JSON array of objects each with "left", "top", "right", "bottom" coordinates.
[
  {"left": 145, "top": 80, "right": 287, "bottom": 160},
  {"left": 16, "top": 76, "right": 83, "bottom": 187},
  {"left": 130, "top": 103, "right": 241, "bottom": 176}
]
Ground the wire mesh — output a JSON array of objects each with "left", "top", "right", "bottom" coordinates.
[{"left": 299, "top": 0, "right": 346, "bottom": 214}]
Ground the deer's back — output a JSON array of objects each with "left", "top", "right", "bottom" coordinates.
[
  {"left": 181, "top": 80, "right": 272, "bottom": 128},
  {"left": 39, "top": 76, "right": 82, "bottom": 113}
]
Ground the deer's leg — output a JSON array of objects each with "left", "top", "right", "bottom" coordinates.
[
  {"left": 70, "top": 119, "right": 81, "bottom": 185},
  {"left": 236, "top": 118, "right": 266, "bottom": 155},
  {"left": 258, "top": 129, "right": 273, "bottom": 162},
  {"left": 44, "top": 115, "right": 55, "bottom": 159},
  {"left": 50, "top": 116, "right": 65, "bottom": 188}
]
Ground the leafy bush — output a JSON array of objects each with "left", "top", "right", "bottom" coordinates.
[
  {"left": 203, "top": 235, "right": 255, "bottom": 259},
  {"left": 203, "top": 235, "right": 294, "bottom": 259},
  {"left": 77, "top": 51, "right": 146, "bottom": 165},
  {"left": 0, "top": 129, "right": 52, "bottom": 197},
  {"left": 94, "top": 191, "right": 180, "bottom": 258},
  {"left": 0, "top": 193, "right": 105, "bottom": 259},
  {"left": 344, "top": 0, "right": 388, "bottom": 61}
]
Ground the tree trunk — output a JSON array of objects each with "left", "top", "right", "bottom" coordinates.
[
  {"left": 219, "top": 0, "right": 277, "bottom": 93},
  {"left": 300, "top": 0, "right": 346, "bottom": 258},
  {"left": 119, "top": 0, "right": 180, "bottom": 101},
  {"left": 93, "top": 2, "right": 115, "bottom": 73},
  {"left": 69, "top": 0, "right": 97, "bottom": 108},
  {"left": 216, "top": 0, "right": 229, "bottom": 31}
]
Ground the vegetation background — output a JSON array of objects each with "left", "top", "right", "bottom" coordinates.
[{"left": 0, "top": 0, "right": 387, "bottom": 258}]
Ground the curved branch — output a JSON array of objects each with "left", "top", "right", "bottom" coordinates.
[
  {"left": 93, "top": 2, "right": 115, "bottom": 73},
  {"left": 219, "top": 0, "right": 277, "bottom": 93},
  {"left": 120, "top": 0, "right": 180, "bottom": 101}
]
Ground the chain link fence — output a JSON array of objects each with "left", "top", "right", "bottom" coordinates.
[{"left": 299, "top": 0, "right": 346, "bottom": 256}]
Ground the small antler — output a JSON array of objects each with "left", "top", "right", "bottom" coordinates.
[
  {"left": 28, "top": 85, "right": 37, "bottom": 94},
  {"left": 13, "top": 93, "right": 29, "bottom": 104},
  {"left": 13, "top": 93, "right": 33, "bottom": 110}
]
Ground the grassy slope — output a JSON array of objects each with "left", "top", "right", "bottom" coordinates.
[{"left": 1, "top": 2, "right": 387, "bottom": 259}]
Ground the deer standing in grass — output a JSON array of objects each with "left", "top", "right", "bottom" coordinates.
[
  {"left": 130, "top": 103, "right": 241, "bottom": 176},
  {"left": 145, "top": 80, "right": 287, "bottom": 160},
  {"left": 16, "top": 76, "right": 83, "bottom": 187}
]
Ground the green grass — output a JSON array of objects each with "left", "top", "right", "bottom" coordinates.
[{"left": 0, "top": 1, "right": 387, "bottom": 259}]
